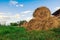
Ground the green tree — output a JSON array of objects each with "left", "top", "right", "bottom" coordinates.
[
  {"left": 10, "top": 22, "right": 18, "bottom": 26},
  {"left": 18, "top": 20, "right": 27, "bottom": 26}
]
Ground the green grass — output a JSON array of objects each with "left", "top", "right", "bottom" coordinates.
[{"left": 0, "top": 26, "right": 60, "bottom": 40}]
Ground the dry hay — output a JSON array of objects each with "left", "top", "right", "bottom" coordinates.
[
  {"left": 54, "top": 16, "right": 60, "bottom": 27},
  {"left": 45, "top": 16, "right": 59, "bottom": 30},
  {"left": 27, "top": 16, "right": 59, "bottom": 30},
  {"left": 22, "top": 22, "right": 28, "bottom": 28},
  {"left": 33, "top": 7, "right": 51, "bottom": 20},
  {"left": 27, "top": 18, "right": 47, "bottom": 30},
  {"left": 22, "top": 6, "right": 60, "bottom": 31},
  {"left": 57, "top": 18, "right": 60, "bottom": 27}
]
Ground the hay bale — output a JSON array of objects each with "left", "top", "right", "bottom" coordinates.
[
  {"left": 23, "top": 6, "right": 60, "bottom": 31},
  {"left": 22, "top": 22, "right": 28, "bottom": 28},
  {"left": 45, "top": 16, "right": 59, "bottom": 30},
  {"left": 33, "top": 7, "right": 51, "bottom": 20},
  {"left": 27, "top": 18, "right": 37, "bottom": 30},
  {"left": 57, "top": 17, "right": 60, "bottom": 27},
  {"left": 27, "top": 16, "right": 59, "bottom": 30},
  {"left": 27, "top": 18, "right": 46, "bottom": 30}
]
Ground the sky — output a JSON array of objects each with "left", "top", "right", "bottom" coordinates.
[{"left": 0, "top": 0, "right": 60, "bottom": 25}]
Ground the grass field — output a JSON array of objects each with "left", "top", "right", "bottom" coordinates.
[{"left": 0, "top": 26, "right": 60, "bottom": 40}]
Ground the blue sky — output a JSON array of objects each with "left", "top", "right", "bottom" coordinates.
[{"left": 0, "top": 0, "right": 60, "bottom": 24}]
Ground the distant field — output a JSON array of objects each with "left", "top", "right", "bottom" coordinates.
[{"left": 0, "top": 26, "right": 60, "bottom": 40}]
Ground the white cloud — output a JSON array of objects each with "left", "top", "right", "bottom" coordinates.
[
  {"left": 54, "top": 7, "right": 60, "bottom": 10},
  {"left": 19, "top": 4, "right": 24, "bottom": 7},
  {"left": 0, "top": 10, "right": 33, "bottom": 25},
  {"left": 10, "top": 0, "right": 18, "bottom": 5},
  {"left": 21, "top": 11, "right": 33, "bottom": 14},
  {"left": 9, "top": 0, "right": 24, "bottom": 7},
  {"left": 14, "top": 14, "right": 20, "bottom": 18},
  {"left": 0, "top": 13, "right": 21, "bottom": 25},
  {"left": 15, "top": 4, "right": 24, "bottom": 7},
  {"left": 26, "top": 17, "right": 33, "bottom": 22},
  {"left": 21, "top": 15, "right": 25, "bottom": 16},
  {"left": 16, "top": 5, "right": 19, "bottom": 7},
  {"left": 5, "top": 14, "right": 20, "bottom": 19},
  {"left": 0, "top": 13, "right": 4, "bottom": 15}
]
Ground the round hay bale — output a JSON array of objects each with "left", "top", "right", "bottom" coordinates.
[
  {"left": 27, "top": 18, "right": 37, "bottom": 30},
  {"left": 33, "top": 6, "right": 51, "bottom": 20},
  {"left": 27, "top": 18, "right": 46, "bottom": 30},
  {"left": 57, "top": 18, "right": 60, "bottom": 27},
  {"left": 22, "top": 22, "right": 28, "bottom": 28},
  {"left": 45, "top": 16, "right": 59, "bottom": 30}
]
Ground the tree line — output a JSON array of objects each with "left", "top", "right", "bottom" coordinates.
[{"left": 0, "top": 20, "right": 27, "bottom": 26}]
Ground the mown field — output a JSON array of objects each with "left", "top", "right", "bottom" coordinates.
[{"left": 0, "top": 26, "right": 60, "bottom": 40}]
